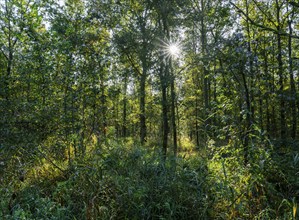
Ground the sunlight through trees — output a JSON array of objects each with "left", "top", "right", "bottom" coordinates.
[{"left": 0, "top": 0, "right": 298, "bottom": 219}]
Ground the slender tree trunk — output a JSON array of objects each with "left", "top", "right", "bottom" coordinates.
[
  {"left": 200, "top": 0, "right": 210, "bottom": 130},
  {"left": 195, "top": 97, "right": 200, "bottom": 148},
  {"left": 262, "top": 39, "right": 271, "bottom": 137},
  {"left": 259, "top": 93, "right": 263, "bottom": 132},
  {"left": 80, "top": 91, "right": 86, "bottom": 155},
  {"left": 140, "top": 62, "right": 147, "bottom": 144},
  {"left": 170, "top": 59, "right": 178, "bottom": 156},
  {"left": 5, "top": 48, "right": 12, "bottom": 102},
  {"left": 99, "top": 64, "right": 107, "bottom": 137},
  {"left": 158, "top": 5, "right": 171, "bottom": 160},
  {"left": 91, "top": 65, "right": 98, "bottom": 136},
  {"left": 63, "top": 75, "right": 71, "bottom": 164},
  {"left": 5, "top": 2, "right": 13, "bottom": 103},
  {"left": 241, "top": 68, "right": 251, "bottom": 164},
  {"left": 71, "top": 89, "right": 77, "bottom": 157},
  {"left": 270, "top": 51, "right": 278, "bottom": 137},
  {"left": 122, "top": 71, "right": 128, "bottom": 137},
  {"left": 243, "top": 0, "right": 254, "bottom": 164},
  {"left": 41, "top": 62, "right": 45, "bottom": 106},
  {"left": 160, "top": 61, "right": 168, "bottom": 160},
  {"left": 276, "top": 1, "right": 286, "bottom": 141},
  {"left": 139, "top": 20, "right": 148, "bottom": 144},
  {"left": 176, "top": 98, "right": 180, "bottom": 146},
  {"left": 192, "top": 22, "right": 200, "bottom": 148},
  {"left": 5, "top": 20, "right": 13, "bottom": 104},
  {"left": 288, "top": 12, "right": 297, "bottom": 139}
]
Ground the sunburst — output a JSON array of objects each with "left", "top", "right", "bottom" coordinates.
[
  {"left": 168, "top": 43, "right": 180, "bottom": 57},
  {"left": 159, "top": 38, "right": 182, "bottom": 60}
]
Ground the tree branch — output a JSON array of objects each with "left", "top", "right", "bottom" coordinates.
[
  {"left": 230, "top": 1, "right": 299, "bottom": 39},
  {"left": 289, "top": 1, "right": 299, "bottom": 7},
  {"left": 0, "top": 47, "right": 8, "bottom": 60},
  {"left": 125, "top": 51, "right": 142, "bottom": 76},
  {"left": 251, "top": 0, "right": 276, "bottom": 27},
  {"left": 36, "top": 148, "right": 66, "bottom": 174}
]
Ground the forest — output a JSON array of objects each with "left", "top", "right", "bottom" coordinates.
[{"left": 0, "top": 0, "right": 298, "bottom": 219}]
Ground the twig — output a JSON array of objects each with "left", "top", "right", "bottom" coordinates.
[{"left": 35, "top": 147, "right": 66, "bottom": 174}]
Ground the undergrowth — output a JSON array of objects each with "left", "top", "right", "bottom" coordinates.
[{"left": 0, "top": 138, "right": 298, "bottom": 219}]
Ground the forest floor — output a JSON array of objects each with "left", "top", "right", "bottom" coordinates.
[{"left": 0, "top": 137, "right": 298, "bottom": 219}]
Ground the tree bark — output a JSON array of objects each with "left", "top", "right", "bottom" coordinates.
[
  {"left": 200, "top": 0, "right": 210, "bottom": 130},
  {"left": 139, "top": 18, "right": 148, "bottom": 145},
  {"left": 140, "top": 59, "right": 147, "bottom": 144},
  {"left": 122, "top": 71, "right": 128, "bottom": 137},
  {"left": 276, "top": 0, "right": 286, "bottom": 141},
  {"left": 288, "top": 11, "right": 297, "bottom": 139},
  {"left": 160, "top": 61, "right": 168, "bottom": 160},
  {"left": 170, "top": 59, "right": 178, "bottom": 156}
]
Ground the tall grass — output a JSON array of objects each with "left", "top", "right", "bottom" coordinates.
[{"left": 1, "top": 138, "right": 297, "bottom": 219}]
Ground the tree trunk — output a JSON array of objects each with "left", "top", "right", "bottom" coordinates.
[
  {"left": 288, "top": 12, "right": 297, "bottom": 139},
  {"left": 243, "top": 0, "right": 254, "bottom": 164},
  {"left": 160, "top": 62, "right": 168, "bottom": 160},
  {"left": 99, "top": 64, "right": 107, "bottom": 138},
  {"left": 276, "top": 0, "right": 286, "bottom": 141},
  {"left": 122, "top": 71, "right": 128, "bottom": 137},
  {"left": 139, "top": 20, "right": 148, "bottom": 145},
  {"left": 241, "top": 68, "right": 251, "bottom": 165},
  {"left": 170, "top": 59, "right": 178, "bottom": 156},
  {"left": 262, "top": 39, "right": 271, "bottom": 137},
  {"left": 140, "top": 62, "right": 147, "bottom": 144},
  {"left": 200, "top": 0, "right": 210, "bottom": 132}
]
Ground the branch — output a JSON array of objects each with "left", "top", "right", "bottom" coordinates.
[
  {"left": 230, "top": 1, "right": 299, "bottom": 39},
  {"left": 0, "top": 47, "right": 8, "bottom": 60},
  {"left": 251, "top": 0, "right": 276, "bottom": 27},
  {"left": 36, "top": 148, "right": 66, "bottom": 174},
  {"left": 289, "top": 1, "right": 299, "bottom": 7},
  {"left": 125, "top": 51, "right": 142, "bottom": 76}
]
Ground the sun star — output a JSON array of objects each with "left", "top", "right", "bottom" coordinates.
[
  {"left": 168, "top": 44, "right": 180, "bottom": 57},
  {"left": 159, "top": 37, "right": 183, "bottom": 61}
]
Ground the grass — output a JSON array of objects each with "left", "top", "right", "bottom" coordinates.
[{"left": 0, "top": 137, "right": 298, "bottom": 219}]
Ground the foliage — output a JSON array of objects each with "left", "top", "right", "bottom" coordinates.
[
  {"left": 1, "top": 141, "right": 208, "bottom": 219},
  {"left": 1, "top": 0, "right": 299, "bottom": 219},
  {"left": 1, "top": 139, "right": 298, "bottom": 219}
]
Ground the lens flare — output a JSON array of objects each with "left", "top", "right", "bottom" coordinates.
[
  {"left": 159, "top": 38, "right": 182, "bottom": 60},
  {"left": 168, "top": 44, "right": 180, "bottom": 57}
]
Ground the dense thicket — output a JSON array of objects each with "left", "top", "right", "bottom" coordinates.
[{"left": 0, "top": 0, "right": 298, "bottom": 219}]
